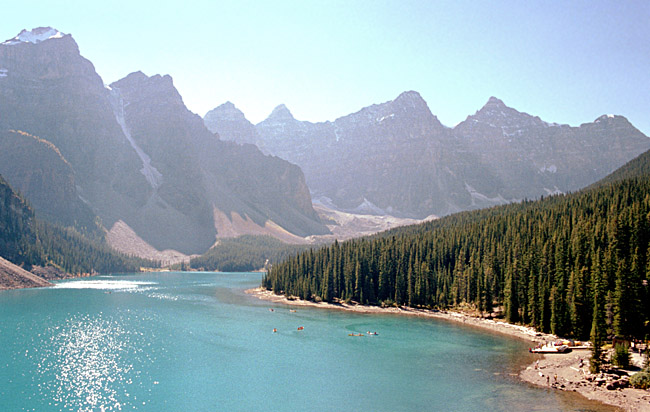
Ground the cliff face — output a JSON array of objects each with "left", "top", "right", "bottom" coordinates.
[
  {"left": 110, "top": 71, "right": 327, "bottom": 242},
  {"left": 0, "top": 28, "right": 328, "bottom": 254},
  {"left": 208, "top": 93, "right": 650, "bottom": 218},
  {"left": 0, "top": 130, "right": 98, "bottom": 235}
]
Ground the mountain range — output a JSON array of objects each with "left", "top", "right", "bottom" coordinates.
[
  {"left": 1, "top": 26, "right": 649, "bottom": 260},
  {"left": 205, "top": 92, "right": 650, "bottom": 218},
  {"left": 0, "top": 27, "right": 329, "bottom": 255}
]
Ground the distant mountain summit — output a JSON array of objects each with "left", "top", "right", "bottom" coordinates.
[
  {"left": 453, "top": 97, "right": 650, "bottom": 202},
  {"left": 267, "top": 104, "right": 295, "bottom": 121},
  {"left": 204, "top": 102, "right": 260, "bottom": 145},
  {"left": 2, "top": 27, "right": 67, "bottom": 45},
  {"left": 205, "top": 93, "right": 650, "bottom": 218},
  {"left": 0, "top": 27, "right": 328, "bottom": 254}
]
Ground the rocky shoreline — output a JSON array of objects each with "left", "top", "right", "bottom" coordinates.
[
  {"left": 520, "top": 351, "right": 650, "bottom": 411},
  {"left": 246, "top": 287, "right": 650, "bottom": 411},
  {"left": 0, "top": 256, "right": 52, "bottom": 290}
]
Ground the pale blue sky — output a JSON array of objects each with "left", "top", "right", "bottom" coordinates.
[{"left": 3, "top": 0, "right": 649, "bottom": 135}]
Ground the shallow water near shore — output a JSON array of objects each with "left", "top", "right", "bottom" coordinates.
[{"left": 0, "top": 272, "right": 615, "bottom": 411}]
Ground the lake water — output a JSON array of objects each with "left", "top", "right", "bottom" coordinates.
[{"left": 0, "top": 272, "right": 614, "bottom": 412}]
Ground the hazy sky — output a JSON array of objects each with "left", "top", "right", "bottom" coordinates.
[{"left": 3, "top": 1, "right": 649, "bottom": 135}]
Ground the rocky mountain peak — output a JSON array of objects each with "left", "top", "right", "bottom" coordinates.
[
  {"left": 393, "top": 90, "right": 427, "bottom": 108},
  {"left": 0, "top": 27, "right": 96, "bottom": 86},
  {"left": 111, "top": 71, "right": 173, "bottom": 89},
  {"left": 594, "top": 114, "right": 627, "bottom": 124},
  {"left": 203, "top": 101, "right": 259, "bottom": 144},
  {"left": 485, "top": 96, "right": 506, "bottom": 107},
  {"left": 117, "top": 70, "right": 148, "bottom": 84},
  {"left": 460, "top": 96, "right": 546, "bottom": 132},
  {"left": 110, "top": 71, "right": 183, "bottom": 107},
  {"left": 2, "top": 27, "right": 67, "bottom": 46},
  {"left": 474, "top": 96, "right": 510, "bottom": 116},
  {"left": 205, "top": 101, "right": 247, "bottom": 122},
  {"left": 267, "top": 104, "right": 295, "bottom": 121}
]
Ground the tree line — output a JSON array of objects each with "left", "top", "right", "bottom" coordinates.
[
  {"left": 190, "top": 235, "right": 312, "bottom": 272},
  {"left": 264, "top": 175, "right": 650, "bottom": 341}
]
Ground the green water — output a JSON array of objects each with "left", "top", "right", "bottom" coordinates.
[{"left": 0, "top": 272, "right": 613, "bottom": 411}]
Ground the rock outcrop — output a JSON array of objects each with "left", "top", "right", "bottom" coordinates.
[{"left": 0, "top": 256, "right": 52, "bottom": 290}]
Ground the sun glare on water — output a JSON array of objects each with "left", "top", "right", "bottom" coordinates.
[
  {"left": 52, "top": 280, "right": 157, "bottom": 290},
  {"left": 36, "top": 312, "right": 154, "bottom": 411}
]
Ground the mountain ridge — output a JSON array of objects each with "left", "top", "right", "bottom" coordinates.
[{"left": 205, "top": 92, "right": 650, "bottom": 218}]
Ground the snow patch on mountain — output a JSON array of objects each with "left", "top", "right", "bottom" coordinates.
[
  {"left": 543, "top": 187, "right": 564, "bottom": 196},
  {"left": 353, "top": 198, "right": 389, "bottom": 215},
  {"left": 2, "top": 27, "right": 65, "bottom": 46},
  {"left": 539, "top": 164, "right": 557, "bottom": 173},
  {"left": 333, "top": 125, "right": 342, "bottom": 142},
  {"left": 109, "top": 88, "right": 163, "bottom": 190},
  {"left": 464, "top": 183, "right": 510, "bottom": 206}
]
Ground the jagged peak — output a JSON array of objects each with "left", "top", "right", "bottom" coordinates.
[
  {"left": 595, "top": 114, "right": 625, "bottom": 123},
  {"left": 204, "top": 101, "right": 248, "bottom": 122},
  {"left": 454, "top": 96, "right": 553, "bottom": 133},
  {"left": 123, "top": 70, "right": 148, "bottom": 82},
  {"left": 472, "top": 96, "right": 521, "bottom": 118},
  {"left": 111, "top": 71, "right": 174, "bottom": 90},
  {"left": 394, "top": 90, "right": 425, "bottom": 103},
  {"left": 267, "top": 104, "right": 295, "bottom": 121},
  {"left": 484, "top": 96, "right": 506, "bottom": 108},
  {"left": 591, "top": 114, "right": 641, "bottom": 132},
  {"left": 110, "top": 71, "right": 184, "bottom": 111},
  {"left": 390, "top": 90, "right": 432, "bottom": 112},
  {"left": 2, "top": 27, "right": 67, "bottom": 46},
  {"left": 110, "top": 71, "right": 146, "bottom": 90}
]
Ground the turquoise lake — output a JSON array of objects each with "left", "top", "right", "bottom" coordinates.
[{"left": 0, "top": 272, "right": 614, "bottom": 412}]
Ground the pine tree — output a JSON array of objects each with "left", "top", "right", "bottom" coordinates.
[
  {"left": 504, "top": 265, "right": 519, "bottom": 323},
  {"left": 590, "top": 256, "right": 606, "bottom": 373}
]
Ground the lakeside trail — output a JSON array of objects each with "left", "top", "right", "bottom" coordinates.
[{"left": 246, "top": 287, "right": 650, "bottom": 412}]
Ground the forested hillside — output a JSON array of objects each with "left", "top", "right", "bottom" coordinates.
[
  {"left": 0, "top": 175, "right": 154, "bottom": 275},
  {"left": 263, "top": 166, "right": 650, "bottom": 341},
  {"left": 190, "top": 235, "right": 311, "bottom": 272}
]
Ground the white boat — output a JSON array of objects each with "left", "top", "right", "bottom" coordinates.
[{"left": 529, "top": 344, "right": 571, "bottom": 354}]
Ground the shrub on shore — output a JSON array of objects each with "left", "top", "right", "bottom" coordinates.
[
  {"left": 630, "top": 372, "right": 650, "bottom": 389},
  {"left": 611, "top": 344, "right": 630, "bottom": 369}
]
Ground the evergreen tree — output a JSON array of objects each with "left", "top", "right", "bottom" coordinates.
[{"left": 590, "top": 255, "right": 606, "bottom": 373}]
